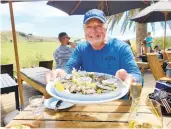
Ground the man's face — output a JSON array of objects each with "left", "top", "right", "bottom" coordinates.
[
  {"left": 60, "top": 35, "right": 70, "bottom": 45},
  {"left": 84, "top": 18, "right": 106, "bottom": 46},
  {"left": 147, "top": 33, "right": 151, "bottom": 37}
]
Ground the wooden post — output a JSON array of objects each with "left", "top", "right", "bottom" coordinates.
[
  {"left": 162, "top": 11, "right": 168, "bottom": 60},
  {"left": 136, "top": 23, "right": 147, "bottom": 56},
  {"left": 8, "top": 0, "right": 24, "bottom": 109},
  {"left": 164, "top": 11, "right": 168, "bottom": 51}
]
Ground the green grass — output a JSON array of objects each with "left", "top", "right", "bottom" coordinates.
[
  {"left": 1, "top": 42, "right": 59, "bottom": 69},
  {"left": 1, "top": 36, "right": 171, "bottom": 71}
]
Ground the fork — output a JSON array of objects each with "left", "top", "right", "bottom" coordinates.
[{"left": 55, "top": 100, "right": 63, "bottom": 111}]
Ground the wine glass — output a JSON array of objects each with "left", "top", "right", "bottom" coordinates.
[
  {"left": 128, "top": 97, "right": 163, "bottom": 129},
  {"left": 29, "top": 95, "right": 44, "bottom": 117},
  {"left": 127, "top": 74, "right": 143, "bottom": 100}
]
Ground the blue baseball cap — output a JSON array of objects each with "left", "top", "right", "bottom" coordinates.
[{"left": 83, "top": 9, "right": 106, "bottom": 24}]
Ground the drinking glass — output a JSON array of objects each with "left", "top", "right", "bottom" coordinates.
[
  {"left": 29, "top": 95, "right": 44, "bottom": 117},
  {"left": 130, "top": 82, "right": 142, "bottom": 99},
  {"left": 128, "top": 75, "right": 143, "bottom": 99},
  {"left": 128, "top": 97, "right": 163, "bottom": 129}
]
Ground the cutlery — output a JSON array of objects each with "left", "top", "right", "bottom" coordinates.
[{"left": 55, "top": 100, "right": 63, "bottom": 111}]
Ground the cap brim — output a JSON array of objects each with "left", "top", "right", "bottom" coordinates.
[{"left": 84, "top": 16, "right": 106, "bottom": 24}]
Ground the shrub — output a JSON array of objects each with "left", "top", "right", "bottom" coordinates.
[
  {"left": 19, "top": 32, "right": 27, "bottom": 37},
  {"left": 20, "top": 53, "right": 45, "bottom": 68},
  {"left": 153, "top": 37, "right": 171, "bottom": 49},
  {"left": 32, "top": 53, "right": 45, "bottom": 66}
]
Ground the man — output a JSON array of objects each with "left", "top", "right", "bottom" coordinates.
[
  {"left": 47, "top": 9, "right": 142, "bottom": 84},
  {"left": 53, "top": 32, "right": 76, "bottom": 69}
]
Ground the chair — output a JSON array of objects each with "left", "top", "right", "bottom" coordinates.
[
  {"left": 0, "top": 64, "right": 20, "bottom": 110},
  {"left": 39, "top": 60, "right": 53, "bottom": 70},
  {"left": 147, "top": 53, "right": 171, "bottom": 82},
  {"left": 166, "top": 51, "right": 171, "bottom": 62},
  {"left": 1, "top": 64, "right": 14, "bottom": 78},
  {"left": 136, "top": 62, "right": 149, "bottom": 76}
]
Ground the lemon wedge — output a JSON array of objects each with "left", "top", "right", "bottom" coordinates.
[
  {"left": 55, "top": 82, "right": 65, "bottom": 92},
  {"left": 128, "top": 120, "right": 136, "bottom": 128}
]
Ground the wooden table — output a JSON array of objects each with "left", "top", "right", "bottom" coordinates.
[
  {"left": 20, "top": 67, "right": 51, "bottom": 98},
  {"left": 5, "top": 87, "right": 171, "bottom": 128},
  {"left": 0, "top": 74, "right": 19, "bottom": 110}
]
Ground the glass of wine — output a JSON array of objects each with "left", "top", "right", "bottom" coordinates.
[
  {"left": 128, "top": 97, "right": 163, "bottom": 129},
  {"left": 127, "top": 74, "right": 143, "bottom": 100}
]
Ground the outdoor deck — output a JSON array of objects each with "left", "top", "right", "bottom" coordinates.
[{"left": 0, "top": 70, "right": 155, "bottom": 126}]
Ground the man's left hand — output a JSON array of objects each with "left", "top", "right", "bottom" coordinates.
[
  {"left": 115, "top": 69, "right": 135, "bottom": 87},
  {"left": 115, "top": 69, "right": 128, "bottom": 81}
]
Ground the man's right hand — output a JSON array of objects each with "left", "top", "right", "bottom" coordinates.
[
  {"left": 46, "top": 69, "right": 67, "bottom": 83},
  {"left": 69, "top": 42, "right": 76, "bottom": 48}
]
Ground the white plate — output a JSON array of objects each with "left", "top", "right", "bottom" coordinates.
[
  {"left": 44, "top": 97, "right": 74, "bottom": 110},
  {"left": 46, "top": 82, "right": 129, "bottom": 104}
]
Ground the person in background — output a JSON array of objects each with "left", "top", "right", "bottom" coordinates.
[
  {"left": 53, "top": 32, "right": 76, "bottom": 69},
  {"left": 153, "top": 45, "right": 167, "bottom": 74},
  {"left": 145, "top": 32, "right": 153, "bottom": 53},
  {"left": 47, "top": 9, "right": 142, "bottom": 88},
  {"left": 153, "top": 45, "right": 160, "bottom": 53},
  {"left": 153, "top": 45, "right": 163, "bottom": 59}
]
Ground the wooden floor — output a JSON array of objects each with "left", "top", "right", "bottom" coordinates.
[{"left": 0, "top": 70, "right": 156, "bottom": 126}]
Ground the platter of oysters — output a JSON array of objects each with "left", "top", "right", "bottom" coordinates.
[{"left": 46, "top": 69, "right": 129, "bottom": 104}]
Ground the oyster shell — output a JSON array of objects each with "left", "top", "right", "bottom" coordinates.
[
  {"left": 102, "top": 78, "right": 117, "bottom": 85},
  {"left": 96, "top": 84, "right": 114, "bottom": 91},
  {"left": 77, "top": 77, "right": 92, "bottom": 85}
]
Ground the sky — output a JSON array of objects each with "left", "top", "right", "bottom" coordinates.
[{"left": 0, "top": 1, "right": 171, "bottom": 40}]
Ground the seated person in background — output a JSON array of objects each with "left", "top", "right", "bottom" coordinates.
[
  {"left": 145, "top": 32, "right": 153, "bottom": 53},
  {"left": 47, "top": 9, "right": 142, "bottom": 87},
  {"left": 153, "top": 45, "right": 163, "bottom": 59},
  {"left": 153, "top": 45, "right": 167, "bottom": 72},
  {"left": 53, "top": 32, "right": 76, "bottom": 69},
  {"left": 154, "top": 45, "right": 160, "bottom": 53}
]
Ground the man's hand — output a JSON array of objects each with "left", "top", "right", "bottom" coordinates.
[
  {"left": 46, "top": 69, "right": 67, "bottom": 83},
  {"left": 69, "top": 42, "right": 76, "bottom": 48},
  {"left": 115, "top": 69, "right": 136, "bottom": 87},
  {"left": 115, "top": 69, "right": 128, "bottom": 81}
]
